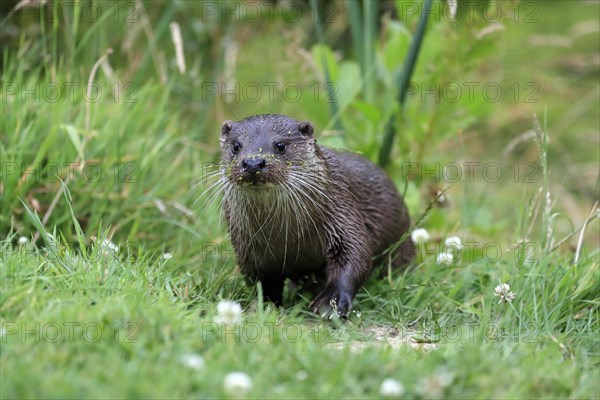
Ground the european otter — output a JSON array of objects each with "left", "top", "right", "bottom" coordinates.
[{"left": 220, "top": 114, "right": 414, "bottom": 317}]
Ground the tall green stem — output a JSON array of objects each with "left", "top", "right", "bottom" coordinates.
[{"left": 378, "top": 0, "right": 433, "bottom": 168}]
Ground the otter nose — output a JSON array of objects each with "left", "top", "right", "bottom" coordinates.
[{"left": 242, "top": 158, "right": 266, "bottom": 175}]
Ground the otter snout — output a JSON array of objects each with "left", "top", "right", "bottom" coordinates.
[
  {"left": 238, "top": 156, "right": 269, "bottom": 184},
  {"left": 242, "top": 157, "right": 266, "bottom": 175}
]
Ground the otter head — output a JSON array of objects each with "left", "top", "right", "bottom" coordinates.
[{"left": 220, "top": 114, "right": 318, "bottom": 188}]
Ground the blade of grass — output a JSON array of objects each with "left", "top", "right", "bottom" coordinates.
[
  {"left": 347, "top": 0, "right": 363, "bottom": 71},
  {"left": 60, "top": 179, "right": 87, "bottom": 253},
  {"left": 363, "top": 0, "right": 377, "bottom": 103},
  {"left": 379, "top": 0, "right": 434, "bottom": 168},
  {"left": 533, "top": 111, "right": 551, "bottom": 252},
  {"left": 310, "top": 0, "right": 342, "bottom": 131}
]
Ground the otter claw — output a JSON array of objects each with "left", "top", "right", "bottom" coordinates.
[{"left": 310, "top": 288, "right": 353, "bottom": 319}]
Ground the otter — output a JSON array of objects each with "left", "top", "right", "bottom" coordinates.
[{"left": 220, "top": 114, "right": 414, "bottom": 317}]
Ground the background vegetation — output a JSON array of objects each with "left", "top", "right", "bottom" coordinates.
[{"left": 1, "top": 0, "right": 598, "bottom": 398}]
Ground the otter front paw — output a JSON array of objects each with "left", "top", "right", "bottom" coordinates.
[{"left": 310, "top": 285, "right": 353, "bottom": 319}]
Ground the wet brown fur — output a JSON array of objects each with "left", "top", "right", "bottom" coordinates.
[{"left": 220, "top": 114, "right": 414, "bottom": 317}]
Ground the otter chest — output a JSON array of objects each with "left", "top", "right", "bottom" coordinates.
[{"left": 225, "top": 191, "right": 329, "bottom": 274}]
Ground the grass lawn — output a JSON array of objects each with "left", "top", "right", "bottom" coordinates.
[{"left": 1, "top": 0, "right": 598, "bottom": 398}]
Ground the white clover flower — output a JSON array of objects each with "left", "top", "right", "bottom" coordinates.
[
  {"left": 444, "top": 236, "right": 463, "bottom": 251},
  {"left": 295, "top": 370, "right": 308, "bottom": 381},
  {"left": 18, "top": 236, "right": 29, "bottom": 245},
  {"left": 411, "top": 228, "right": 431, "bottom": 244},
  {"left": 416, "top": 369, "right": 454, "bottom": 399},
  {"left": 494, "top": 283, "right": 516, "bottom": 304},
  {"left": 180, "top": 353, "right": 205, "bottom": 370},
  {"left": 436, "top": 251, "right": 455, "bottom": 264},
  {"left": 379, "top": 378, "right": 405, "bottom": 397},
  {"left": 272, "top": 385, "right": 285, "bottom": 395},
  {"left": 101, "top": 239, "right": 119, "bottom": 253},
  {"left": 162, "top": 252, "right": 173, "bottom": 260},
  {"left": 215, "top": 300, "right": 243, "bottom": 324},
  {"left": 223, "top": 372, "right": 253, "bottom": 396}
]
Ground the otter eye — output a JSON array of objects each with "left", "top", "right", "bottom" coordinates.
[
  {"left": 231, "top": 141, "right": 242, "bottom": 154},
  {"left": 275, "top": 142, "right": 286, "bottom": 154}
]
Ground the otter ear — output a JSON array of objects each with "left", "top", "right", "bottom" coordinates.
[
  {"left": 298, "top": 121, "right": 314, "bottom": 137},
  {"left": 222, "top": 120, "right": 234, "bottom": 135}
]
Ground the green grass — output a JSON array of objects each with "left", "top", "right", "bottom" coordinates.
[
  {"left": 1, "top": 216, "right": 598, "bottom": 398},
  {"left": 1, "top": 0, "right": 599, "bottom": 398}
]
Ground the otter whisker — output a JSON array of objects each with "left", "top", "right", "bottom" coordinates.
[
  {"left": 288, "top": 172, "right": 337, "bottom": 208},
  {"left": 281, "top": 186, "right": 290, "bottom": 272},
  {"left": 291, "top": 168, "right": 359, "bottom": 203},
  {"left": 192, "top": 176, "right": 226, "bottom": 208},
  {"left": 281, "top": 182, "right": 308, "bottom": 263},
  {"left": 236, "top": 188, "right": 278, "bottom": 263},
  {"left": 285, "top": 178, "right": 328, "bottom": 248},
  {"left": 189, "top": 166, "right": 220, "bottom": 186},
  {"left": 193, "top": 180, "right": 228, "bottom": 234}
]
